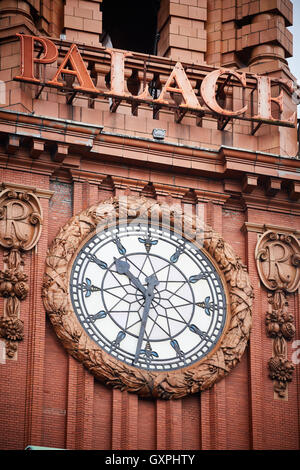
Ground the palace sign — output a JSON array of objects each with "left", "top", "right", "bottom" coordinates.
[{"left": 14, "top": 34, "right": 296, "bottom": 130}]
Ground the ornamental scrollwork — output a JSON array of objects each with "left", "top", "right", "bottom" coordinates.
[
  {"left": 42, "top": 196, "right": 253, "bottom": 399},
  {"left": 255, "top": 230, "right": 300, "bottom": 398},
  {"left": 0, "top": 187, "right": 43, "bottom": 358}
]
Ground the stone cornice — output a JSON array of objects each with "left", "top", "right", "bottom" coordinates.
[
  {"left": 241, "top": 222, "right": 300, "bottom": 237},
  {"left": 220, "top": 147, "right": 300, "bottom": 181},
  {"left": 241, "top": 191, "right": 300, "bottom": 214},
  {"left": 0, "top": 109, "right": 103, "bottom": 144},
  {"left": 0, "top": 109, "right": 300, "bottom": 204},
  {"left": 0, "top": 182, "right": 54, "bottom": 199}
]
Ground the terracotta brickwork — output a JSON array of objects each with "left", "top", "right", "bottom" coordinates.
[
  {"left": 64, "top": 0, "right": 103, "bottom": 46},
  {"left": 158, "top": 0, "right": 208, "bottom": 64},
  {"left": 0, "top": 0, "right": 299, "bottom": 451}
]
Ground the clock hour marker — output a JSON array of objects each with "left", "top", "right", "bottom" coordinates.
[
  {"left": 170, "top": 243, "right": 185, "bottom": 263},
  {"left": 84, "top": 251, "right": 108, "bottom": 269},
  {"left": 196, "top": 296, "right": 214, "bottom": 316},
  {"left": 78, "top": 278, "right": 101, "bottom": 297},
  {"left": 86, "top": 310, "right": 107, "bottom": 322},
  {"left": 189, "top": 324, "right": 210, "bottom": 342},
  {"left": 111, "top": 331, "right": 126, "bottom": 350},
  {"left": 189, "top": 272, "right": 209, "bottom": 283},
  {"left": 113, "top": 235, "right": 126, "bottom": 255},
  {"left": 138, "top": 236, "right": 158, "bottom": 253},
  {"left": 170, "top": 339, "right": 185, "bottom": 361},
  {"left": 139, "top": 341, "right": 159, "bottom": 366}
]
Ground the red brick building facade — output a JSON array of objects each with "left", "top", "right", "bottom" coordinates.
[{"left": 0, "top": 0, "right": 299, "bottom": 450}]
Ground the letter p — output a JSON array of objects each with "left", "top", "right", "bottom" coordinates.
[{"left": 15, "top": 34, "right": 58, "bottom": 83}]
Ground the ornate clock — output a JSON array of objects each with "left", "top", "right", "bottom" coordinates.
[{"left": 43, "top": 196, "right": 253, "bottom": 399}]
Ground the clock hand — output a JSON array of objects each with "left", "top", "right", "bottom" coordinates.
[
  {"left": 134, "top": 274, "right": 159, "bottom": 364},
  {"left": 114, "top": 258, "right": 146, "bottom": 297}
]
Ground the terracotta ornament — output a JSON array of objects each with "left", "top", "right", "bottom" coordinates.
[
  {"left": 256, "top": 231, "right": 300, "bottom": 398},
  {"left": 0, "top": 187, "right": 42, "bottom": 358},
  {"left": 42, "top": 196, "right": 253, "bottom": 399}
]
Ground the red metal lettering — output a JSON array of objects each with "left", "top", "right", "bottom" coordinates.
[
  {"left": 154, "top": 62, "right": 204, "bottom": 111},
  {"left": 47, "top": 44, "right": 98, "bottom": 94},
  {"left": 106, "top": 49, "right": 132, "bottom": 97},
  {"left": 201, "top": 68, "right": 248, "bottom": 116},
  {"left": 15, "top": 34, "right": 58, "bottom": 83},
  {"left": 13, "top": 34, "right": 296, "bottom": 129},
  {"left": 253, "top": 75, "right": 295, "bottom": 124}
]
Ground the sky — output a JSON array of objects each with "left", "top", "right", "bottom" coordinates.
[
  {"left": 288, "top": 0, "right": 300, "bottom": 115},
  {"left": 288, "top": 0, "right": 300, "bottom": 83}
]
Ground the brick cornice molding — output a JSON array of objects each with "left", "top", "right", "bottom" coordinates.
[
  {"left": 220, "top": 147, "right": 300, "bottom": 181},
  {"left": 0, "top": 110, "right": 299, "bottom": 193},
  {"left": 194, "top": 189, "right": 230, "bottom": 205},
  {"left": 0, "top": 109, "right": 103, "bottom": 143},
  {"left": 0, "top": 182, "right": 54, "bottom": 200},
  {"left": 241, "top": 193, "right": 300, "bottom": 216},
  {"left": 242, "top": 222, "right": 300, "bottom": 239}
]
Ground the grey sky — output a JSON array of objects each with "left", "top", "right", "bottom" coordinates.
[
  {"left": 288, "top": 0, "right": 300, "bottom": 83},
  {"left": 288, "top": 1, "right": 300, "bottom": 116}
]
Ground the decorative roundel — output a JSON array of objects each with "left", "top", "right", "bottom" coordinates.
[{"left": 43, "top": 196, "right": 253, "bottom": 399}]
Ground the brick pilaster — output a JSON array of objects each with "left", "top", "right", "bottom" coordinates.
[
  {"left": 157, "top": 0, "right": 207, "bottom": 65},
  {"left": 237, "top": 0, "right": 293, "bottom": 68},
  {"left": 64, "top": 0, "right": 103, "bottom": 46}
]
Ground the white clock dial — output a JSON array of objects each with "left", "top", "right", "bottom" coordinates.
[{"left": 70, "top": 223, "right": 227, "bottom": 371}]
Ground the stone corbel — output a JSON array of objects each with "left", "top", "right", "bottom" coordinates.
[
  {"left": 30, "top": 139, "right": 45, "bottom": 159},
  {"left": 51, "top": 143, "right": 69, "bottom": 163},
  {"left": 242, "top": 174, "right": 258, "bottom": 194},
  {"left": 255, "top": 230, "right": 300, "bottom": 399},
  {"left": 288, "top": 181, "right": 300, "bottom": 202},
  {"left": 265, "top": 177, "right": 281, "bottom": 197},
  {"left": 6, "top": 135, "right": 20, "bottom": 155},
  {"left": 0, "top": 184, "right": 45, "bottom": 358}
]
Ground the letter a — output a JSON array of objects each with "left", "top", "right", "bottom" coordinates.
[
  {"left": 154, "top": 62, "right": 203, "bottom": 111},
  {"left": 48, "top": 44, "right": 98, "bottom": 94}
]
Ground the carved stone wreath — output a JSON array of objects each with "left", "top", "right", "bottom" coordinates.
[{"left": 42, "top": 196, "right": 253, "bottom": 399}]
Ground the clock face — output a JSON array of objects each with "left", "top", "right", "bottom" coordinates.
[{"left": 70, "top": 223, "right": 227, "bottom": 372}]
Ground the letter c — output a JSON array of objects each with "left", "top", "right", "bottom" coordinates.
[{"left": 201, "top": 68, "right": 247, "bottom": 117}]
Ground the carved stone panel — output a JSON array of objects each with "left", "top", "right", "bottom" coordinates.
[
  {"left": 0, "top": 186, "right": 43, "bottom": 358},
  {"left": 255, "top": 230, "right": 300, "bottom": 399},
  {"left": 256, "top": 231, "right": 300, "bottom": 293},
  {"left": 0, "top": 189, "right": 42, "bottom": 251}
]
